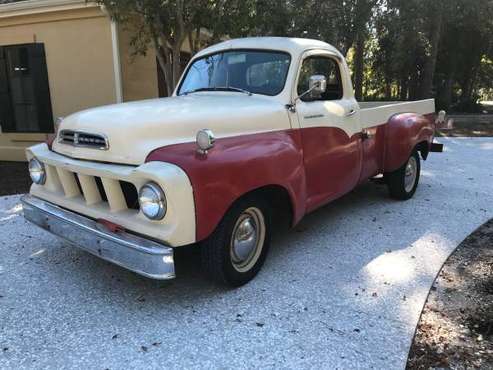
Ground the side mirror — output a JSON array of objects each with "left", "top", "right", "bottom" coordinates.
[
  {"left": 297, "top": 75, "right": 327, "bottom": 102},
  {"left": 308, "top": 75, "right": 327, "bottom": 95},
  {"left": 287, "top": 74, "right": 328, "bottom": 112}
]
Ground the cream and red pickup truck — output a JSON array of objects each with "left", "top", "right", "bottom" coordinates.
[{"left": 22, "top": 37, "right": 443, "bottom": 286}]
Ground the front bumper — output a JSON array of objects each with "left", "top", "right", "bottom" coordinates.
[{"left": 21, "top": 195, "right": 175, "bottom": 280}]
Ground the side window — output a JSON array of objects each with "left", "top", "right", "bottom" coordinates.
[{"left": 297, "top": 56, "right": 343, "bottom": 101}]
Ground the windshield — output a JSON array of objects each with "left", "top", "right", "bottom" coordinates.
[{"left": 178, "top": 50, "right": 291, "bottom": 96}]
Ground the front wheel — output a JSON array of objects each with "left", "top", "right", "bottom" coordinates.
[
  {"left": 385, "top": 151, "right": 421, "bottom": 200},
  {"left": 201, "top": 196, "right": 271, "bottom": 287}
]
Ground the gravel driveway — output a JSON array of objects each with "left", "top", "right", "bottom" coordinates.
[{"left": 1, "top": 137, "right": 492, "bottom": 370}]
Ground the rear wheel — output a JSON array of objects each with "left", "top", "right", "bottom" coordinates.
[
  {"left": 385, "top": 151, "right": 421, "bottom": 200},
  {"left": 201, "top": 196, "right": 271, "bottom": 287}
]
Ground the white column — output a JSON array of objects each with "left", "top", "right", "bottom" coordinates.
[{"left": 110, "top": 20, "right": 123, "bottom": 103}]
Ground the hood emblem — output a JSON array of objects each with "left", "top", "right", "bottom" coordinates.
[{"left": 58, "top": 130, "right": 109, "bottom": 150}]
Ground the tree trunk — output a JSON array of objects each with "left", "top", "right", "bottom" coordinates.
[
  {"left": 400, "top": 76, "right": 409, "bottom": 101},
  {"left": 460, "top": 56, "right": 481, "bottom": 103},
  {"left": 441, "top": 77, "right": 451, "bottom": 109},
  {"left": 188, "top": 27, "right": 201, "bottom": 55},
  {"left": 153, "top": 38, "right": 173, "bottom": 97},
  {"left": 409, "top": 67, "right": 420, "bottom": 100},
  {"left": 461, "top": 63, "right": 480, "bottom": 102},
  {"left": 172, "top": 44, "right": 182, "bottom": 88},
  {"left": 419, "top": 1, "right": 443, "bottom": 99},
  {"left": 354, "top": 32, "right": 365, "bottom": 101},
  {"left": 384, "top": 79, "right": 392, "bottom": 100}
]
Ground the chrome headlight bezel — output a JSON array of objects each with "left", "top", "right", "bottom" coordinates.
[
  {"left": 196, "top": 129, "right": 215, "bottom": 153},
  {"left": 138, "top": 182, "right": 167, "bottom": 220},
  {"left": 28, "top": 158, "right": 46, "bottom": 185}
]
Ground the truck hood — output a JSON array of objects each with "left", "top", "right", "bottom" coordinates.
[{"left": 52, "top": 93, "right": 291, "bottom": 165}]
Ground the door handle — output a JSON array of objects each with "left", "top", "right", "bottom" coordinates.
[{"left": 346, "top": 109, "right": 357, "bottom": 117}]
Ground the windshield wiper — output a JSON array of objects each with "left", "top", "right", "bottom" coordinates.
[{"left": 181, "top": 86, "right": 253, "bottom": 96}]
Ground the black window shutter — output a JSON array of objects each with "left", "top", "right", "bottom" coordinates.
[
  {"left": 0, "top": 47, "right": 16, "bottom": 132},
  {"left": 29, "top": 44, "right": 54, "bottom": 133}
]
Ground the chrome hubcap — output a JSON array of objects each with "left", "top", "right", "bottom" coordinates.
[
  {"left": 404, "top": 156, "right": 418, "bottom": 193},
  {"left": 230, "top": 207, "right": 265, "bottom": 272}
]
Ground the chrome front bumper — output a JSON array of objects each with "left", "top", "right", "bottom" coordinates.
[{"left": 21, "top": 195, "right": 175, "bottom": 280}]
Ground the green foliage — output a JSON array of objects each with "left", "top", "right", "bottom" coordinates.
[
  {"left": 371, "top": 0, "right": 493, "bottom": 110},
  {"left": 98, "top": 0, "right": 493, "bottom": 111}
]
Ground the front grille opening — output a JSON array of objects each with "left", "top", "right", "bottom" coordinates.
[
  {"left": 74, "top": 173, "right": 83, "bottom": 195},
  {"left": 120, "top": 181, "right": 139, "bottom": 210},
  {"left": 94, "top": 177, "right": 108, "bottom": 202}
]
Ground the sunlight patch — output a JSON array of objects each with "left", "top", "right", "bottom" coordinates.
[
  {"left": 479, "top": 142, "right": 493, "bottom": 150},
  {"left": 0, "top": 214, "right": 19, "bottom": 222},
  {"left": 420, "top": 169, "right": 435, "bottom": 178},
  {"left": 363, "top": 232, "right": 452, "bottom": 286},
  {"left": 365, "top": 250, "right": 416, "bottom": 283},
  {"left": 30, "top": 249, "right": 46, "bottom": 258}
]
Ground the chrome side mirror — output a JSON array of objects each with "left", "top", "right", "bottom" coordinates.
[
  {"left": 298, "top": 75, "right": 327, "bottom": 101},
  {"left": 309, "top": 75, "right": 327, "bottom": 95},
  {"left": 286, "top": 75, "right": 328, "bottom": 113}
]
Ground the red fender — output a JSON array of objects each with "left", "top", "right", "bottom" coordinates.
[
  {"left": 146, "top": 130, "right": 306, "bottom": 242},
  {"left": 383, "top": 113, "right": 435, "bottom": 172}
]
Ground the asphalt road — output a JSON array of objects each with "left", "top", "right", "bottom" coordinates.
[{"left": 1, "top": 137, "right": 492, "bottom": 369}]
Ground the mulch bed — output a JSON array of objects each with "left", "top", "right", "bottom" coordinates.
[
  {"left": 407, "top": 219, "right": 493, "bottom": 369},
  {"left": 0, "top": 162, "right": 31, "bottom": 196}
]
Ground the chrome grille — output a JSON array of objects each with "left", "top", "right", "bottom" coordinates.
[{"left": 58, "top": 130, "right": 109, "bottom": 150}]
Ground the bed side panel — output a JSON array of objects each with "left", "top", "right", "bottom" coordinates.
[{"left": 359, "top": 99, "right": 435, "bottom": 128}]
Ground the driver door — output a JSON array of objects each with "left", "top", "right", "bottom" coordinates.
[{"left": 295, "top": 52, "right": 362, "bottom": 211}]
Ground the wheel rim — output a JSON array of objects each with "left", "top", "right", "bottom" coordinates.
[
  {"left": 230, "top": 207, "right": 266, "bottom": 273},
  {"left": 404, "top": 156, "right": 418, "bottom": 193}
]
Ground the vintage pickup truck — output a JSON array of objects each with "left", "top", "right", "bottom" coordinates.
[{"left": 22, "top": 37, "right": 443, "bottom": 286}]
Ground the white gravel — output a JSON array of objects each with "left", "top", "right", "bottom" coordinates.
[{"left": 1, "top": 137, "right": 492, "bottom": 370}]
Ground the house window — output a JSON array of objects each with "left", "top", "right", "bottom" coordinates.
[{"left": 0, "top": 43, "right": 54, "bottom": 133}]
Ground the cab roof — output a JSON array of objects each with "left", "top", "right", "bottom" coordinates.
[{"left": 195, "top": 37, "right": 343, "bottom": 59}]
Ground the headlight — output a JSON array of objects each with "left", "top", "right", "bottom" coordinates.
[
  {"left": 28, "top": 158, "right": 46, "bottom": 185},
  {"left": 196, "top": 129, "right": 215, "bottom": 153},
  {"left": 138, "top": 182, "right": 167, "bottom": 220}
]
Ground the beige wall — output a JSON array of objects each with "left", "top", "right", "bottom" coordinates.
[
  {"left": 118, "top": 24, "right": 159, "bottom": 102},
  {"left": 0, "top": 6, "right": 117, "bottom": 161}
]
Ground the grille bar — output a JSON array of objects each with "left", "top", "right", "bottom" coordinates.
[
  {"left": 56, "top": 168, "right": 80, "bottom": 198},
  {"left": 77, "top": 174, "right": 102, "bottom": 205},
  {"left": 101, "top": 178, "right": 127, "bottom": 212}
]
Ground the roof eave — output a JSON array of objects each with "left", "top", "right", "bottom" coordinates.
[{"left": 0, "top": 0, "right": 99, "bottom": 18}]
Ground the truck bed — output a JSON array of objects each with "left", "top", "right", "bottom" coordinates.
[{"left": 359, "top": 99, "right": 435, "bottom": 126}]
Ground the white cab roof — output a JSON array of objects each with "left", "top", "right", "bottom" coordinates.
[{"left": 195, "top": 37, "right": 343, "bottom": 59}]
